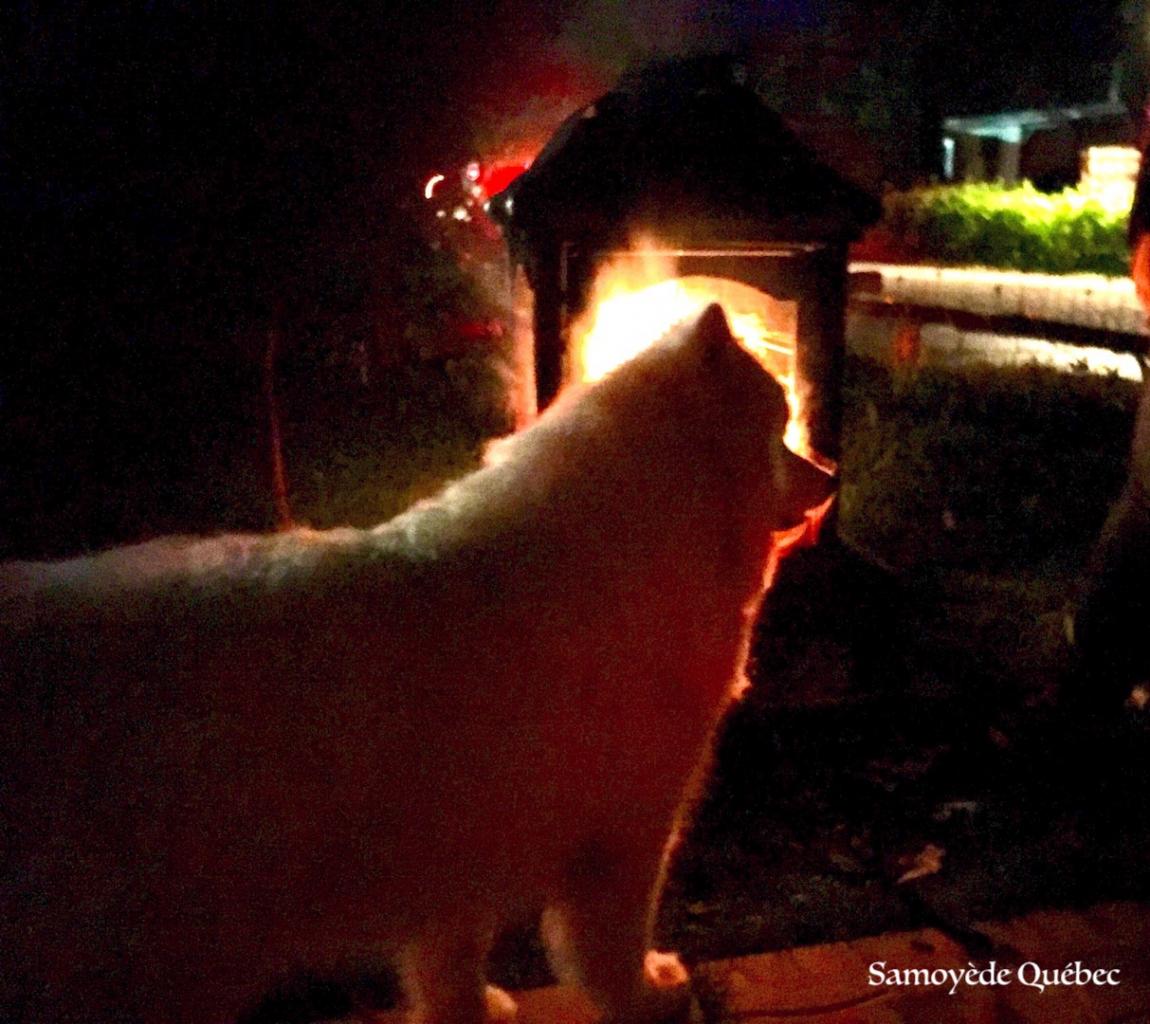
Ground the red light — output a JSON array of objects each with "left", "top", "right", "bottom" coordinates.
[{"left": 479, "top": 162, "right": 530, "bottom": 196}]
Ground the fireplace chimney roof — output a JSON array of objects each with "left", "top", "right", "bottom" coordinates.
[{"left": 490, "top": 56, "right": 880, "bottom": 268}]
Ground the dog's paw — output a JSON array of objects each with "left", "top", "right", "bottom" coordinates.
[
  {"left": 485, "top": 984, "right": 518, "bottom": 1022},
  {"left": 605, "top": 951, "right": 692, "bottom": 1023},
  {"left": 643, "top": 951, "right": 689, "bottom": 992}
]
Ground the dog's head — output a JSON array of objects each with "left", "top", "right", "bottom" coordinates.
[{"left": 686, "top": 303, "right": 836, "bottom": 533}]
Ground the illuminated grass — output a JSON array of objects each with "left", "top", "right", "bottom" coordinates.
[
  {"left": 281, "top": 345, "right": 516, "bottom": 529},
  {"left": 838, "top": 353, "right": 1140, "bottom": 573}
]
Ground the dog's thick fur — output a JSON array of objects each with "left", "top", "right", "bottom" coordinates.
[{"left": 0, "top": 306, "right": 833, "bottom": 1024}]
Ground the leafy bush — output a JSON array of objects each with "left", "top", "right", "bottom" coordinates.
[{"left": 873, "top": 182, "right": 1131, "bottom": 276}]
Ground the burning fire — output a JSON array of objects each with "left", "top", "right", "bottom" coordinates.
[
  {"left": 568, "top": 239, "right": 835, "bottom": 551},
  {"left": 570, "top": 242, "right": 806, "bottom": 449}
]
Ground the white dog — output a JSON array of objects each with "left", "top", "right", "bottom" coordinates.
[{"left": 0, "top": 305, "right": 833, "bottom": 1024}]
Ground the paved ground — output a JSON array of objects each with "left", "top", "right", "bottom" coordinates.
[
  {"left": 705, "top": 903, "right": 1150, "bottom": 1024},
  {"left": 848, "top": 313, "right": 1144, "bottom": 380},
  {"left": 850, "top": 263, "right": 1149, "bottom": 339},
  {"left": 848, "top": 262, "right": 1147, "bottom": 381},
  {"left": 367, "top": 903, "right": 1149, "bottom": 1023}
]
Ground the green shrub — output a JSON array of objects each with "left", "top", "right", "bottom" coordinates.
[{"left": 876, "top": 182, "right": 1131, "bottom": 276}]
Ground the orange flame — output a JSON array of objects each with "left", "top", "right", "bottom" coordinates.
[
  {"left": 568, "top": 239, "right": 835, "bottom": 550},
  {"left": 570, "top": 240, "right": 808, "bottom": 450}
]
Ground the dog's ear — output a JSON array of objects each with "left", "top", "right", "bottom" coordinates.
[{"left": 693, "top": 303, "right": 737, "bottom": 360}]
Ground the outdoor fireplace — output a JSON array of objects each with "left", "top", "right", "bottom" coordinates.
[{"left": 490, "top": 57, "right": 879, "bottom": 471}]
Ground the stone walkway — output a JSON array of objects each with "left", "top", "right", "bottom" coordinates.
[
  {"left": 368, "top": 903, "right": 1148, "bottom": 1023},
  {"left": 850, "top": 263, "right": 1148, "bottom": 339},
  {"left": 706, "top": 902, "right": 1149, "bottom": 1023},
  {"left": 847, "top": 314, "right": 1145, "bottom": 380},
  {"left": 847, "top": 263, "right": 1148, "bottom": 380}
]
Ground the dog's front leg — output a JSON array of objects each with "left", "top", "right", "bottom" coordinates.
[
  {"left": 541, "top": 828, "right": 692, "bottom": 1024},
  {"left": 398, "top": 916, "right": 517, "bottom": 1024}
]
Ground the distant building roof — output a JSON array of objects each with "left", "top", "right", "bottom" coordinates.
[{"left": 944, "top": 100, "right": 1131, "bottom": 144}]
